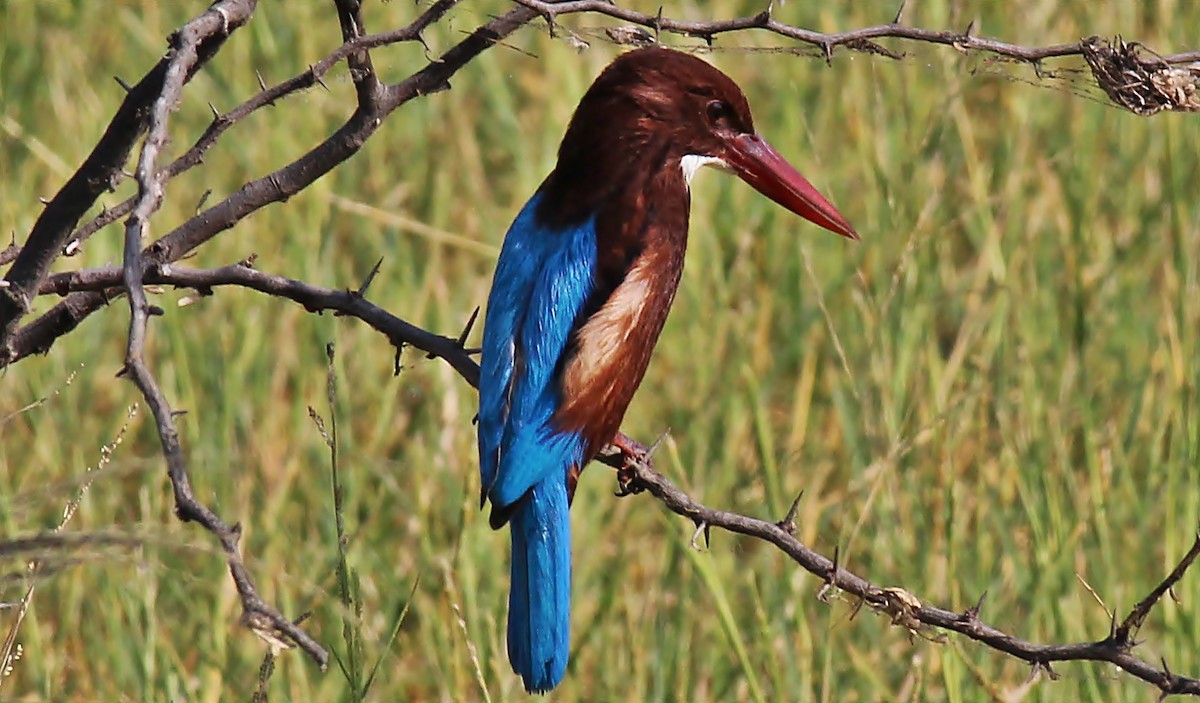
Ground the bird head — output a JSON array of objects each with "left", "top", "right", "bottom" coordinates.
[{"left": 548, "top": 47, "right": 858, "bottom": 240}]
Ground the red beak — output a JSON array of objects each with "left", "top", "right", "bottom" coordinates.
[{"left": 724, "top": 134, "right": 859, "bottom": 240}]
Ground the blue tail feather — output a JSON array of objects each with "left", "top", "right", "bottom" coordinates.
[{"left": 507, "top": 476, "right": 571, "bottom": 693}]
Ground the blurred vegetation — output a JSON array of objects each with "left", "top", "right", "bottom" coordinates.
[{"left": 1, "top": 1, "right": 1198, "bottom": 701}]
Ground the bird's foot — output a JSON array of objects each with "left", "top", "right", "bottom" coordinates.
[
  {"left": 614, "top": 463, "right": 645, "bottom": 497},
  {"left": 611, "top": 432, "right": 662, "bottom": 497}
]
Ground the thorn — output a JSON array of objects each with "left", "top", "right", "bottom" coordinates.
[
  {"left": 312, "top": 67, "right": 330, "bottom": 91},
  {"left": 689, "top": 520, "right": 709, "bottom": 550},
  {"left": 761, "top": 0, "right": 773, "bottom": 22},
  {"left": 114, "top": 75, "right": 133, "bottom": 92},
  {"left": 38, "top": 197, "right": 51, "bottom": 205},
  {"left": 822, "top": 42, "right": 833, "bottom": 66},
  {"left": 963, "top": 590, "right": 987, "bottom": 623},
  {"left": 777, "top": 490, "right": 803, "bottom": 534},
  {"left": 892, "top": 0, "right": 907, "bottom": 24},
  {"left": 653, "top": 6, "right": 663, "bottom": 42},
  {"left": 456, "top": 306, "right": 480, "bottom": 348},
  {"left": 356, "top": 256, "right": 383, "bottom": 296},
  {"left": 115, "top": 363, "right": 130, "bottom": 378},
  {"left": 147, "top": 305, "right": 165, "bottom": 317},
  {"left": 209, "top": 102, "right": 221, "bottom": 119},
  {"left": 63, "top": 239, "right": 83, "bottom": 256},
  {"left": 170, "top": 409, "right": 188, "bottom": 419},
  {"left": 965, "top": 19, "right": 976, "bottom": 38},
  {"left": 1157, "top": 657, "right": 1174, "bottom": 701},
  {"left": 393, "top": 342, "right": 404, "bottom": 377},
  {"left": 257, "top": 69, "right": 268, "bottom": 92},
  {"left": 848, "top": 595, "right": 866, "bottom": 620},
  {"left": 819, "top": 545, "right": 841, "bottom": 600},
  {"left": 645, "top": 428, "right": 670, "bottom": 458},
  {"left": 471, "top": 413, "right": 478, "bottom": 426},
  {"left": 325, "top": 342, "right": 335, "bottom": 365},
  {"left": 196, "top": 189, "right": 212, "bottom": 214},
  {"left": 1023, "top": 661, "right": 1042, "bottom": 685}
]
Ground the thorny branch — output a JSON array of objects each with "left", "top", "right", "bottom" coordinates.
[
  {"left": 37, "top": 256, "right": 1200, "bottom": 697},
  {"left": 114, "top": 1, "right": 331, "bottom": 668},
  {"left": 514, "top": 0, "right": 1200, "bottom": 66},
  {"left": 4, "top": 0, "right": 1199, "bottom": 693},
  {"left": 4, "top": 0, "right": 525, "bottom": 666},
  {"left": 7, "top": 4, "right": 1198, "bottom": 355}
]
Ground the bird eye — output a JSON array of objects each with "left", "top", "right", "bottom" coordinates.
[{"left": 705, "top": 100, "right": 731, "bottom": 126}]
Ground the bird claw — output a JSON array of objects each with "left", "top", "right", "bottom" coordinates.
[
  {"left": 612, "top": 435, "right": 650, "bottom": 497},
  {"left": 614, "top": 461, "right": 646, "bottom": 497}
]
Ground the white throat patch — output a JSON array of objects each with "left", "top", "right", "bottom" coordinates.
[{"left": 680, "top": 155, "right": 727, "bottom": 187}]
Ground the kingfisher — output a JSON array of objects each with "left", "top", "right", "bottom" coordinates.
[{"left": 477, "top": 47, "right": 857, "bottom": 693}]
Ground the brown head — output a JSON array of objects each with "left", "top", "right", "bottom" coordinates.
[{"left": 538, "top": 47, "right": 858, "bottom": 240}]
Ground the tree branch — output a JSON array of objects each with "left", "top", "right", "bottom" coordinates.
[
  {"left": 111, "top": 5, "right": 331, "bottom": 669},
  {"left": 0, "top": 0, "right": 257, "bottom": 347},
  {"left": 38, "top": 257, "right": 1200, "bottom": 696},
  {"left": 513, "top": 0, "right": 1200, "bottom": 65},
  {"left": 2, "top": 0, "right": 529, "bottom": 368},
  {"left": 514, "top": 0, "right": 1200, "bottom": 115}
]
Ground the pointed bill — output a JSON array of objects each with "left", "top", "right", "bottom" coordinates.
[{"left": 724, "top": 134, "right": 859, "bottom": 240}]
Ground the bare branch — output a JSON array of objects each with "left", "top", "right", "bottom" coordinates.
[
  {"left": 513, "top": 0, "right": 1200, "bottom": 66},
  {"left": 114, "top": 8, "right": 329, "bottom": 667},
  {"left": 66, "top": 0, "right": 465, "bottom": 257},
  {"left": 1113, "top": 526, "right": 1200, "bottom": 646},
  {"left": 0, "top": 0, "right": 257, "bottom": 347},
  {"left": 39, "top": 257, "right": 1200, "bottom": 696},
  {"left": 610, "top": 441, "right": 1200, "bottom": 698},
  {"left": 2, "top": 1, "right": 536, "bottom": 367},
  {"left": 40, "top": 262, "right": 481, "bottom": 387}
]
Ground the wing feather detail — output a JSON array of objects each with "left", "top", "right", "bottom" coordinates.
[{"left": 478, "top": 194, "right": 596, "bottom": 517}]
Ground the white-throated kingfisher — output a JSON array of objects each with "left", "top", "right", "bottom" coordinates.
[{"left": 477, "top": 47, "right": 857, "bottom": 693}]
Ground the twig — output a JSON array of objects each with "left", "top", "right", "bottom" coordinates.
[
  {"left": 2, "top": 0, "right": 533, "bottom": 367},
  {"left": 512, "top": 0, "right": 1200, "bottom": 66},
  {"left": 612, "top": 440, "right": 1200, "bottom": 698},
  {"left": 0, "top": 0, "right": 257, "bottom": 347},
  {"left": 65, "top": 0, "right": 464, "bottom": 257},
  {"left": 1113, "top": 526, "right": 1200, "bottom": 647},
  {"left": 115, "top": 6, "right": 328, "bottom": 668},
  {"left": 40, "top": 262, "right": 482, "bottom": 387}
]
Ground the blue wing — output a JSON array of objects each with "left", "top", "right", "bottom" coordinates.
[{"left": 478, "top": 193, "right": 595, "bottom": 514}]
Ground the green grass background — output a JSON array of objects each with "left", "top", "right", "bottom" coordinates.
[{"left": 1, "top": 1, "right": 1198, "bottom": 701}]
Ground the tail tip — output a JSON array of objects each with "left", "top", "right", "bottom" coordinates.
[{"left": 516, "top": 657, "right": 567, "bottom": 694}]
